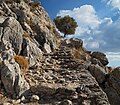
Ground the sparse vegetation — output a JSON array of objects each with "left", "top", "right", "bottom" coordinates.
[
  {"left": 0, "top": 60, "right": 3, "bottom": 65},
  {"left": 14, "top": 55, "right": 29, "bottom": 74},
  {"left": 29, "top": 0, "right": 41, "bottom": 11},
  {"left": 73, "top": 48, "right": 80, "bottom": 59}
]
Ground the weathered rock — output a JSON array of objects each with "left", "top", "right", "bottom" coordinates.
[
  {"left": 104, "top": 85, "right": 120, "bottom": 105},
  {"left": 28, "top": 46, "right": 110, "bottom": 105},
  {"left": 108, "top": 76, "right": 120, "bottom": 95},
  {"left": 21, "top": 37, "right": 42, "bottom": 68},
  {"left": 0, "top": 1, "right": 17, "bottom": 18},
  {"left": 110, "top": 67, "right": 120, "bottom": 79},
  {"left": 61, "top": 38, "right": 83, "bottom": 48},
  {"left": 91, "top": 57, "right": 103, "bottom": 67},
  {"left": 44, "top": 43, "right": 52, "bottom": 53},
  {"left": 20, "top": 96, "right": 26, "bottom": 102},
  {"left": 30, "top": 82, "right": 56, "bottom": 96},
  {"left": 0, "top": 0, "right": 118, "bottom": 104},
  {"left": 88, "top": 65, "right": 107, "bottom": 84},
  {"left": 59, "top": 99, "right": 73, "bottom": 105},
  {"left": 69, "top": 38, "right": 83, "bottom": 48},
  {"left": 91, "top": 51, "right": 109, "bottom": 66},
  {"left": 3, "top": 102, "right": 11, "bottom": 105},
  {"left": 0, "top": 17, "right": 23, "bottom": 54},
  {"left": 30, "top": 95, "right": 40, "bottom": 102},
  {"left": 0, "top": 41, "right": 29, "bottom": 98},
  {"left": 0, "top": 16, "right": 7, "bottom": 24}
]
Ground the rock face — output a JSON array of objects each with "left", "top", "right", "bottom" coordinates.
[
  {"left": 0, "top": 17, "right": 23, "bottom": 54},
  {"left": 0, "top": 41, "right": 29, "bottom": 98},
  {"left": 61, "top": 38, "right": 83, "bottom": 48},
  {"left": 104, "top": 68, "right": 120, "bottom": 105},
  {"left": 0, "top": 0, "right": 120, "bottom": 105},
  {"left": 26, "top": 46, "right": 110, "bottom": 105},
  {"left": 21, "top": 37, "right": 43, "bottom": 68},
  {"left": 110, "top": 67, "right": 120, "bottom": 79},
  {"left": 91, "top": 51, "right": 109, "bottom": 66},
  {"left": 0, "top": 0, "right": 60, "bottom": 100},
  {"left": 88, "top": 65, "right": 107, "bottom": 84}
]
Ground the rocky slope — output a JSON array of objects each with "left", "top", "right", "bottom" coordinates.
[{"left": 0, "top": 0, "right": 120, "bottom": 105}]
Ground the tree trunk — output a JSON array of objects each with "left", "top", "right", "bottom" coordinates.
[
  {"left": 64, "top": 27, "right": 67, "bottom": 37},
  {"left": 64, "top": 34, "right": 66, "bottom": 37}
]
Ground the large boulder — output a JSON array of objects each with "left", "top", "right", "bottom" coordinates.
[
  {"left": 91, "top": 51, "right": 109, "bottom": 66},
  {"left": 110, "top": 67, "right": 120, "bottom": 80},
  {"left": 104, "top": 87, "right": 120, "bottom": 105},
  {"left": 108, "top": 76, "right": 120, "bottom": 96},
  {"left": 61, "top": 38, "right": 83, "bottom": 48},
  {"left": 69, "top": 38, "right": 83, "bottom": 48},
  {"left": 104, "top": 75, "right": 120, "bottom": 105},
  {"left": 0, "top": 41, "right": 29, "bottom": 98},
  {"left": 0, "top": 17, "right": 23, "bottom": 54},
  {"left": 88, "top": 65, "right": 107, "bottom": 84}
]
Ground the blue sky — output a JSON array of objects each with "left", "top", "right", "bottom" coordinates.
[{"left": 39, "top": 0, "right": 120, "bottom": 67}]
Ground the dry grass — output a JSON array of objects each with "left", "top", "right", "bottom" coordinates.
[
  {"left": 29, "top": 1, "right": 40, "bottom": 11},
  {"left": 73, "top": 48, "right": 80, "bottom": 59},
  {"left": 14, "top": 55, "right": 29, "bottom": 74},
  {"left": 73, "top": 48, "right": 87, "bottom": 63},
  {"left": 0, "top": 60, "right": 3, "bottom": 65},
  {"left": 29, "top": 1, "right": 40, "bottom": 8}
]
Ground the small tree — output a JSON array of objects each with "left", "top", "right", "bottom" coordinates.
[{"left": 54, "top": 15, "right": 78, "bottom": 37}]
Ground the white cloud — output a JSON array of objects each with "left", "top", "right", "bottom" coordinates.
[
  {"left": 57, "top": 5, "right": 120, "bottom": 52},
  {"left": 106, "top": 52, "right": 120, "bottom": 67},
  {"left": 104, "top": 0, "right": 120, "bottom": 10},
  {"left": 57, "top": 5, "right": 101, "bottom": 35},
  {"left": 106, "top": 52, "right": 120, "bottom": 59},
  {"left": 108, "top": 0, "right": 120, "bottom": 10}
]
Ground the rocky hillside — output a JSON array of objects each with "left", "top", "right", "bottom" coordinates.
[{"left": 0, "top": 0, "right": 120, "bottom": 105}]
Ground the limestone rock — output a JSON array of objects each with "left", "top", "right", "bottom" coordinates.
[
  {"left": 0, "top": 16, "right": 7, "bottom": 24},
  {"left": 91, "top": 51, "right": 109, "bottom": 66},
  {"left": 3, "top": 103, "right": 11, "bottom": 105},
  {"left": 0, "top": 42, "right": 29, "bottom": 98},
  {"left": 59, "top": 99, "right": 73, "bottom": 105},
  {"left": 21, "top": 37, "right": 42, "bottom": 68},
  {"left": 30, "top": 95, "right": 40, "bottom": 102},
  {"left": 91, "top": 57, "right": 103, "bottom": 67},
  {"left": 104, "top": 86, "right": 120, "bottom": 105},
  {"left": 0, "top": 17, "right": 23, "bottom": 54},
  {"left": 110, "top": 67, "right": 120, "bottom": 79},
  {"left": 88, "top": 65, "right": 107, "bottom": 84},
  {"left": 0, "top": 1, "right": 17, "bottom": 18},
  {"left": 69, "top": 38, "right": 83, "bottom": 48},
  {"left": 108, "top": 76, "right": 120, "bottom": 95},
  {"left": 44, "top": 43, "right": 52, "bottom": 53},
  {"left": 61, "top": 38, "right": 83, "bottom": 48},
  {"left": 0, "top": 0, "right": 118, "bottom": 104}
]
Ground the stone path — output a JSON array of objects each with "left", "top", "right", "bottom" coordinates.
[{"left": 26, "top": 46, "right": 110, "bottom": 105}]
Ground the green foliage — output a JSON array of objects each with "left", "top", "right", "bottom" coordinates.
[{"left": 54, "top": 15, "right": 78, "bottom": 37}]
